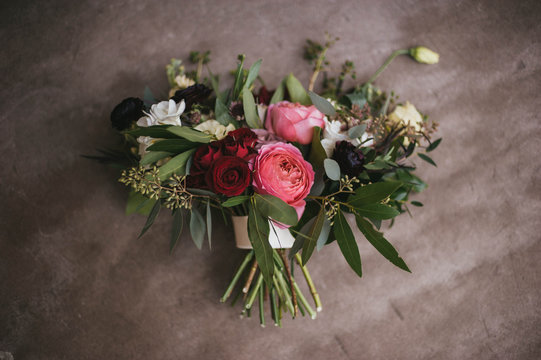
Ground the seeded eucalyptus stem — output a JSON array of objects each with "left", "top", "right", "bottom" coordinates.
[
  {"left": 221, "top": 250, "right": 254, "bottom": 302},
  {"left": 295, "top": 253, "right": 322, "bottom": 312},
  {"left": 366, "top": 49, "right": 409, "bottom": 85}
]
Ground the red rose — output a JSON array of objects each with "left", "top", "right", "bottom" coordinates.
[
  {"left": 191, "top": 141, "right": 223, "bottom": 173},
  {"left": 206, "top": 156, "right": 251, "bottom": 196},
  {"left": 227, "top": 128, "right": 258, "bottom": 148}
]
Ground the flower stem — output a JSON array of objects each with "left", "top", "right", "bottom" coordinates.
[
  {"left": 292, "top": 280, "right": 317, "bottom": 319},
  {"left": 220, "top": 250, "right": 254, "bottom": 302},
  {"left": 259, "top": 284, "right": 265, "bottom": 327},
  {"left": 295, "top": 253, "right": 322, "bottom": 312},
  {"left": 279, "top": 250, "right": 298, "bottom": 316},
  {"left": 366, "top": 49, "right": 409, "bottom": 85},
  {"left": 270, "top": 287, "right": 280, "bottom": 327},
  {"left": 308, "top": 47, "right": 328, "bottom": 92},
  {"left": 245, "top": 273, "right": 263, "bottom": 310},
  {"left": 242, "top": 258, "right": 259, "bottom": 296}
]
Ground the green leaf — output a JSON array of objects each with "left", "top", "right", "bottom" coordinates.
[
  {"left": 189, "top": 207, "right": 206, "bottom": 250},
  {"left": 243, "top": 59, "right": 262, "bottom": 91},
  {"left": 166, "top": 126, "right": 212, "bottom": 143},
  {"left": 253, "top": 194, "right": 298, "bottom": 226},
  {"left": 126, "top": 191, "right": 156, "bottom": 215},
  {"left": 285, "top": 73, "right": 310, "bottom": 105},
  {"left": 140, "top": 151, "right": 173, "bottom": 166},
  {"left": 334, "top": 209, "right": 362, "bottom": 277},
  {"left": 301, "top": 206, "right": 325, "bottom": 265},
  {"left": 270, "top": 80, "right": 284, "bottom": 104},
  {"left": 248, "top": 203, "right": 274, "bottom": 286},
  {"left": 348, "top": 181, "right": 402, "bottom": 207},
  {"left": 345, "top": 92, "right": 367, "bottom": 108},
  {"left": 324, "top": 158, "right": 341, "bottom": 181},
  {"left": 418, "top": 153, "right": 437, "bottom": 167},
  {"left": 426, "top": 138, "right": 442, "bottom": 152},
  {"left": 411, "top": 201, "right": 423, "bottom": 207},
  {"left": 138, "top": 200, "right": 161, "bottom": 238},
  {"left": 158, "top": 149, "right": 196, "bottom": 181},
  {"left": 308, "top": 91, "right": 336, "bottom": 116},
  {"left": 348, "top": 124, "right": 367, "bottom": 139},
  {"left": 222, "top": 195, "right": 250, "bottom": 207},
  {"left": 354, "top": 203, "right": 400, "bottom": 220},
  {"left": 308, "top": 126, "right": 326, "bottom": 169},
  {"left": 170, "top": 210, "right": 183, "bottom": 254},
  {"left": 355, "top": 215, "right": 410, "bottom": 272},
  {"left": 316, "top": 216, "right": 331, "bottom": 251},
  {"left": 126, "top": 126, "right": 180, "bottom": 139},
  {"left": 146, "top": 139, "right": 198, "bottom": 153},
  {"left": 242, "top": 88, "right": 262, "bottom": 128},
  {"left": 215, "top": 96, "right": 234, "bottom": 126},
  {"left": 206, "top": 202, "right": 212, "bottom": 250},
  {"left": 232, "top": 54, "right": 246, "bottom": 100}
]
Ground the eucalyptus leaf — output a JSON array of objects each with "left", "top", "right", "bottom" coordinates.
[
  {"left": 418, "top": 153, "right": 437, "bottom": 167},
  {"left": 355, "top": 215, "right": 410, "bottom": 272},
  {"left": 248, "top": 203, "right": 274, "bottom": 286},
  {"left": 243, "top": 59, "right": 262, "bottom": 91},
  {"left": 138, "top": 200, "right": 161, "bottom": 238},
  {"left": 158, "top": 149, "right": 196, "bottom": 181},
  {"left": 222, "top": 195, "right": 250, "bottom": 207},
  {"left": 426, "top": 138, "right": 442, "bottom": 152},
  {"left": 316, "top": 216, "right": 331, "bottom": 251},
  {"left": 285, "top": 73, "right": 310, "bottom": 105},
  {"left": 147, "top": 139, "right": 198, "bottom": 153},
  {"left": 308, "top": 91, "right": 336, "bottom": 116},
  {"left": 189, "top": 207, "right": 206, "bottom": 250},
  {"left": 334, "top": 209, "right": 362, "bottom": 277},
  {"left": 140, "top": 151, "right": 173, "bottom": 166},
  {"left": 348, "top": 124, "right": 367, "bottom": 139},
  {"left": 170, "top": 210, "right": 183, "bottom": 254},
  {"left": 323, "top": 158, "right": 341, "bottom": 181},
  {"left": 345, "top": 93, "right": 367, "bottom": 107},
  {"left": 411, "top": 201, "right": 423, "bottom": 207},
  {"left": 166, "top": 126, "right": 212, "bottom": 143},
  {"left": 206, "top": 202, "right": 212, "bottom": 250},
  {"left": 348, "top": 181, "right": 402, "bottom": 207},
  {"left": 242, "top": 88, "right": 262, "bottom": 128},
  {"left": 270, "top": 81, "right": 284, "bottom": 104},
  {"left": 354, "top": 203, "right": 400, "bottom": 220},
  {"left": 253, "top": 194, "right": 298, "bottom": 226}
]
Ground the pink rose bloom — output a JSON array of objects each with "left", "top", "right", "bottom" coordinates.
[
  {"left": 266, "top": 101, "right": 325, "bottom": 145},
  {"left": 252, "top": 142, "right": 315, "bottom": 221}
]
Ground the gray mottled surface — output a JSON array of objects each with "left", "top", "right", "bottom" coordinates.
[{"left": 1, "top": 0, "right": 541, "bottom": 359}]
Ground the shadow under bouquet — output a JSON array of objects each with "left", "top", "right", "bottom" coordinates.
[{"left": 94, "top": 38, "right": 441, "bottom": 326}]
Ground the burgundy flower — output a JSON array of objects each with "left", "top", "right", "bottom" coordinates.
[
  {"left": 206, "top": 156, "right": 251, "bottom": 196},
  {"left": 332, "top": 141, "right": 365, "bottom": 177}
]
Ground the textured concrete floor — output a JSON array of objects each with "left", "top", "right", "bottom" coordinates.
[{"left": 1, "top": 0, "right": 541, "bottom": 359}]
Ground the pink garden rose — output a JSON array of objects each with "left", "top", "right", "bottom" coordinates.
[
  {"left": 252, "top": 142, "right": 315, "bottom": 221},
  {"left": 265, "top": 101, "right": 325, "bottom": 145}
]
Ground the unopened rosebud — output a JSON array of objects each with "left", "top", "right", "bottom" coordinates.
[{"left": 409, "top": 46, "right": 439, "bottom": 64}]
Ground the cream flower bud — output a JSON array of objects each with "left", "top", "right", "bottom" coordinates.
[
  {"left": 175, "top": 74, "right": 195, "bottom": 89},
  {"left": 194, "top": 119, "right": 235, "bottom": 140},
  {"left": 388, "top": 101, "right": 424, "bottom": 132},
  {"left": 409, "top": 46, "right": 439, "bottom": 64}
]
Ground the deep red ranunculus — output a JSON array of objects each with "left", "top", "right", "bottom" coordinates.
[
  {"left": 206, "top": 156, "right": 251, "bottom": 196},
  {"left": 191, "top": 141, "right": 224, "bottom": 173},
  {"left": 227, "top": 128, "right": 258, "bottom": 148}
]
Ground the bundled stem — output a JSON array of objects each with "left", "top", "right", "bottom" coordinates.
[{"left": 295, "top": 253, "right": 322, "bottom": 312}]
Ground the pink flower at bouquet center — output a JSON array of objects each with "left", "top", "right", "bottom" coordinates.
[
  {"left": 266, "top": 101, "right": 325, "bottom": 144},
  {"left": 252, "top": 142, "right": 315, "bottom": 221}
]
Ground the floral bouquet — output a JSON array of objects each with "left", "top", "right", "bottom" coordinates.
[{"left": 90, "top": 37, "right": 441, "bottom": 327}]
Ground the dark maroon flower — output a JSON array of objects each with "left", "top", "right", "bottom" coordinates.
[
  {"left": 205, "top": 156, "right": 251, "bottom": 196},
  {"left": 332, "top": 141, "right": 365, "bottom": 177},
  {"left": 171, "top": 84, "right": 212, "bottom": 111},
  {"left": 110, "top": 97, "right": 144, "bottom": 131},
  {"left": 257, "top": 86, "right": 274, "bottom": 105}
]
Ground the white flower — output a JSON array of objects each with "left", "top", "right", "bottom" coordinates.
[
  {"left": 175, "top": 74, "right": 195, "bottom": 89},
  {"left": 388, "top": 101, "right": 424, "bottom": 132},
  {"left": 257, "top": 104, "right": 267, "bottom": 124},
  {"left": 194, "top": 120, "right": 236, "bottom": 140},
  {"left": 136, "top": 99, "right": 185, "bottom": 154},
  {"left": 137, "top": 99, "right": 185, "bottom": 127},
  {"left": 320, "top": 118, "right": 361, "bottom": 157}
]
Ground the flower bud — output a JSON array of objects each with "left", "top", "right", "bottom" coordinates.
[{"left": 409, "top": 46, "right": 439, "bottom": 64}]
